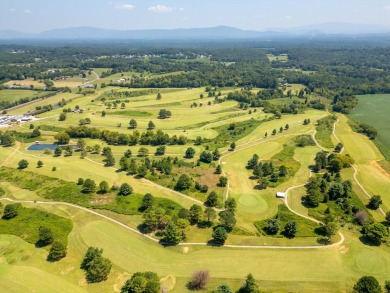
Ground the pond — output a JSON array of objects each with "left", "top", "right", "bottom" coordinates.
[{"left": 27, "top": 143, "right": 57, "bottom": 151}]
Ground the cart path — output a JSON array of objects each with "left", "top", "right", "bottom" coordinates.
[{"left": 0, "top": 197, "right": 344, "bottom": 249}]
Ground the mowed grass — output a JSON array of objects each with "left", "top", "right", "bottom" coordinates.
[
  {"left": 0, "top": 89, "right": 50, "bottom": 103},
  {"left": 335, "top": 115, "right": 390, "bottom": 212},
  {"left": 352, "top": 94, "right": 390, "bottom": 160}
]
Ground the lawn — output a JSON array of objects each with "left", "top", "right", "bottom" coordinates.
[{"left": 0, "top": 89, "right": 52, "bottom": 103}]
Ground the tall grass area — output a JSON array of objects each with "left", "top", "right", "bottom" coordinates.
[
  {"left": 0, "top": 167, "right": 183, "bottom": 216},
  {"left": 0, "top": 203, "right": 72, "bottom": 246},
  {"left": 254, "top": 205, "right": 321, "bottom": 237},
  {"left": 315, "top": 115, "right": 337, "bottom": 149}
]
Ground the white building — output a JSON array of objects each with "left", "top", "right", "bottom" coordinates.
[{"left": 276, "top": 192, "right": 286, "bottom": 198}]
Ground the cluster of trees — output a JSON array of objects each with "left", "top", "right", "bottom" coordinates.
[
  {"left": 247, "top": 154, "right": 289, "bottom": 189},
  {"left": 262, "top": 218, "right": 298, "bottom": 238},
  {"left": 81, "top": 247, "right": 112, "bottom": 283},
  {"left": 64, "top": 126, "right": 188, "bottom": 146},
  {"left": 121, "top": 271, "right": 161, "bottom": 293},
  {"left": 141, "top": 195, "right": 237, "bottom": 245},
  {"left": 332, "top": 94, "right": 358, "bottom": 114},
  {"left": 352, "top": 122, "right": 378, "bottom": 140},
  {"left": 313, "top": 151, "right": 354, "bottom": 173},
  {"left": 353, "top": 275, "right": 390, "bottom": 293},
  {"left": 158, "top": 109, "right": 172, "bottom": 119}
]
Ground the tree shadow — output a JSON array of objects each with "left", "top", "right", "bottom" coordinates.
[{"left": 359, "top": 235, "right": 381, "bottom": 246}]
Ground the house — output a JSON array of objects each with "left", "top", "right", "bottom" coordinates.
[{"left": 276, "top": 192, "right": 286, "bottom": 198}]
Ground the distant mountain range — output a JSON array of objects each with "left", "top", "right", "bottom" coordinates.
[{"left": 1, "top": 23, "right": 390, "bottom": 40}]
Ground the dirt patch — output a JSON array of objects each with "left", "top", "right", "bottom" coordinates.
[
  {"left": 339, "top": 245, "right": 349, "bottom": 254},
  {"left": 60, "top": 266, "right": 75, "bottom": 275},
  {"left": 371, "top": 160, "right": 390, "bottom": 180},
  {"left": 160, "top": 275, "right": 177, "bottom": 292},
  {"left": 113, "top": 272, "right": 131, "bottom": 292}
]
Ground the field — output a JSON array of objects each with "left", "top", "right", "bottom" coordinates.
[
  {"left": 1, "top": 81, "right": 390, "bottom": 292},
  {"left": 267, "top": 54, "right": 289, "bottom": 62},
  {"left": 0, "top": 89, "right": 51, "bottom": 103},
  {"left": 351, "top": 94, "right": 390, "bottom": 161}
]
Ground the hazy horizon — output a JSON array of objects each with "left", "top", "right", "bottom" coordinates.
[{"left": 1, "top": 0, "right": 390, "bottom": 33}]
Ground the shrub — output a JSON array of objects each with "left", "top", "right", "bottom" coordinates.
[{"left": 187, "top": 270, "right": 209, "bottom": 290}]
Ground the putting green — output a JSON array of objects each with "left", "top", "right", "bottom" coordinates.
[{"left": 355, "top": 250, "right": 385, "bottom": 274}]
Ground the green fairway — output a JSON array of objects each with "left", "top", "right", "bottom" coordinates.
[{"left": 352, "top": 94, "right": 390, "bottom": 160}]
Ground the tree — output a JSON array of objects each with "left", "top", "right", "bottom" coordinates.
[
  {"left": 189, "top": 204, "right": 203, "bottom": 225},
  {"left": 38, "top": 226, "right": 54, "bottom": 246},
  {"left": 264, "top": 219, "right": 279, "bottom": 235},
  {"left": 81, "top": 247, "right": 112, "bottom": 283},
  {"left": 138, "top": 147, "right": 149, "bottom": 157},
  {"left": 324, "top": 221, "right": 339, "bottom": 238},
  {"left": 48, "top": 241, "right": 67, "bottom": 261},
  {"left": 285, "top": 124, "right": 289, "bottom": 130},
  {"left": 86, "top": 255, "right": 112, "bottom": 283},
  {"left": 141, "top": 193, "right": 154, "bottom": 211},
  {"left": 163, "top": 222, "right": 182, "bottom": 244},
  {"left": 368, "top": 195, "right": 382, "bottom": 210},
  {"left": 212, "top": 227, "right": 228, "bottom": 244},
  {"left": 99, "top": 181, "right": 109, "bottom": 194},
  {"left": 185, "top": 147, "right": 196, "bottom": 158},
  {"left": 279, "top": 165, "right": 288, "bottom": 177},
  {"left": 175, "top": 174, "right": 192, "bottom": 191},
  {"left": 219, "top": 210, "right": 236, "bottom": 232},
  {"left": 54, "top": 146, "right": 62, "bottom": 157},
  {"left": 188, "top": 270, "right": 209, "bottom": 290},
  {"left": 230, "top": 142, "right": 236, "bottom": 150},
  {"left": 118, "top": 183, "right": 133, "bottom": 196},
  {"left": 105, "top": 153, "right": 116, "bottom": 167},
  {"left": 283, "top": 221, "right": 297, "bottom": 237},
  {"left": 62, "top": 145, "right": 72, "bottom": 157},
  {"left": 353, "top": 276, "right": 382, "bottom": 293},
  {"left": 238, "top": 273, "right": 260, "bottom": 293},
  {"left": 18, "top": 159, "right": 29, "bottom": 169},
  {"left": 211, "top": 284, "right": 233, "bottom": 293},
  {"left": 213, "top": 149, "right": 220, "bottom": 161},
  {"left": 78, "top": 178, "right": 84, "bottom": 185},
  {"left": 334, "top": 143, "right": 344, "bottom": 153},
  {"left": 121, "top": 272, "right": 160, "bottom": 293},
  {"left": 59, "top": 113, "right": 67, "bottom": 121},
  {"left": 363, "top": 222, "right": 389, "bottom": 245},
  {"left": 219, "top": 176, "right": 228, "bottom": 187},
  {"left": 272, "top": 129, "right": 277, "bottom": 135},
  {"left": 200, "top": 151, "right": 212, "bottom": 163},
  {"left": 215, "top": 164, "right": 222, "bottom": 174},
  {"left": 2, "top": 205, "right": 18, "bottom": 219},
  {"left": 225, "top": 198, "right": 237, "bottom": 212},
  {"left": 148, "top": 121, "right": 155, "bottom": 130},
  {"left": 32, "top": 128, "right": 41, "bottom": 137},
  {"left": 206, "top": 191, "right": 219, "bottom": 207},
  {"left": 54, "top": 132, "right": 70, "bottom": 144},
  {"left": 158, "top": 109, "right": 172, "bottom": 119},
  {"left": 137, "top": 165, "right": 148, "bottom": 177},
  {"left": 37, "top": 160, "right": 43, "bottom": 168},
  {"left": 101, "top": 110, "right": 106, "bottom": 117},
  {"left": 204, "top": 207, "right": 216, "bottom": 223},
  {"left": 129, "top": 119, "right": 137, "bottom": 129},
  {"left": 0, "top": 135, "right": 15, "bottom": 147},
  {"left": 156, "top": 92, "right": 162, "bottom": 100},
  {"left": 83, "top": 179, "right": 96, "bottom": 193},
  {"left": 155, "top": 145, "right": 165, "bottom": 156},
  {"left": 385, "top": 280, "right": 390, "bottom": 293}
]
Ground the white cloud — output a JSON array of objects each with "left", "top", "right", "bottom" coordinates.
[
  {"left": 24, "top": 9, "right": 32, "bottom": 14},
  {"left": 115, "top": 3, "right": 135, "bottom": 11},
  {"left": 385, "top": 5, "right": 390, "bottom": 10},
  {"left": 285, "top": 16, "right": 293, "bottom": 20},
  {"left": 179, "top": 8, "right": 185, "bottom": 11},
  {"left": 148, "top": 5, "right": 174, "bottom": 13},
  {"left": 10, "top": 8, "right": 16, "bottom": 12}
]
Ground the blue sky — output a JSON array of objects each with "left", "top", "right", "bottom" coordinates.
[{"left": 1, "top": 0, "right": 390, "bottom": 32}]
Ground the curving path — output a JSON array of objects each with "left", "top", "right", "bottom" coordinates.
[
  {"left": 0, "top": 197, "right": 343, "bottom": 249},
  {"left": 333, "top": 120, "right": 386, "bottom": 216},
  {"left": 1, "top": 115, "right": 345, "bottom": 249}
]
